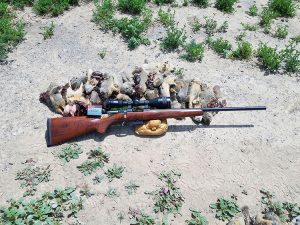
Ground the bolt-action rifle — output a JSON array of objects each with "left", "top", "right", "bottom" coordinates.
[{"left": 46, "top": 97, "right": 266, "bottom": 146}]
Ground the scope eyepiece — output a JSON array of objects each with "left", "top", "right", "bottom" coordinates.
[{"left": 104, "top": 97, "right": 171, "bottom": 109}]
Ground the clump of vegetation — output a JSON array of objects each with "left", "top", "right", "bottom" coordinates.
[
  {"left": 201, "top": 17, "right": 228, "bottom": 35},
  {"left": 0, "top": 187, "right": 83, "bottom": 224},
  {"left": 98, "top": 48, "right": 107, "bottom": 59},
  {"left": 207, "top": 37, "right": 232, "bottom": 58},
  {"left": 118, "top": 0, "right": 146, "bottom": 14},
  {"left": 77, "top": 160, "right": 103, "bottom": 176},
  {"left": 215, "top": 0, "right": 237, "bottom": 13},
  {"left": 231, "top": 41, "right": 253, "bottom": 60},
  {"left": 268, "top": 0, "right": 296, "bottom": 17},
  {"left": 154, "top": 0, "right": 175, "bottom": 5},
  {"left": 209, "top": 197, "right": 240, "bottom": 221},
  {"left": 259, "top": 7, "right": 278, "bottom": 27},
  {"left": 247, "top": 4, "right": 258, "bottom": 16},
  {"left": 146, "top": 170, "right": 184, "bottom": 215},
  {"left": 257, "top": 43, "right": 281, "bottom": 72},
  {"left": 15, "top": 164, "right": 51, "bottom": 196},
  {"left": 191, "top": 18, "right": 201, "bottom": 32},
  {"left": 181, "top": 40, "right": 205, "bottom": 62},
  {"left": 105, "top": 187, "right": 120, "bottom": 199},
  {"left": 260, "top": 189, "right": 300, "bottom": 222},
  {"left": 88, "top": 147, "right": 110, "bottom": 165},
  {"left": 130, "top": 211, "right": 156, "bottom": 225},
  {"left": 0, "top": 2, "right": 25, "bottom": 61},
  {"left": 125, "top": 181, "right": 140, "bottom": 195},
  {"left": 241, "top": 22, "right": 257, "bottom": 31},
  {"left": 56, "top": 144, "right": 83, "bottom": 164},
  {"left": 4, "top": 0, "right": 34, "bottom": 9},
  {"left": 174, "top": 67, "right": 185, "bottom": 78},
  {"left": 193, "top": 0, "right": 209, "bottom": 8},
  {"left": 105, "top": 164, "right": 125, "bottom": 181},
  {"left": 93, "top": 0, "right": 116, "bottom": 30},
  {"left": 79, "top": 185, "right": 94, "bottom": 198},
  {"left": 161, "top": 25, "right": 186, "bottom": 51},
  {"left": 158, "top": 8, "right": 175, "bottom": 27},
  {"left": 275, "top": 24, "right": 288, "bottom": 39},
  {"left": 291, "top": 35, "right": 300, "bottom": 43},
  {"left": 280, "top": 41, "right": 300, "bottom": 73},
  {"left": 235, "top": 32, "right": 246, "bottom": 42},
  {"left": 186, "top": 209, "right": 208, "bottom": 225},
  {"left": 41, "top": 21, "right": 55, "bottom": 40},
  {"left": 33, "top": 0, "right": 79, "bottom": 16},
  {"left": 93, "top": 174, "right": 104, "bottom": 184}
]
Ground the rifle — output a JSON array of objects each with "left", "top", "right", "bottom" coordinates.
[{"left": 46, "top": 97, "right": 266, "bottom": 146}]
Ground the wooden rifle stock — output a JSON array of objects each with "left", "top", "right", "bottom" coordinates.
[
  {"left": 46, "top": 106, "right": 266, "bottom": 146},
  {"left": 46, "top": 109, "right": 205, "bottom": 146}
]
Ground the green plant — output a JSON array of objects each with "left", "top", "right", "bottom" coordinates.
[
  {"left": 0, "top": 2, "right": 25, "bottom": 61},
  {"left": 217, "top": 21, "right": 228, "bottom": 33},
  {"left": 186, "top": 209, "right": 208, "bottom": 225},
  {"left": 207, "top": 37, "right": 232, "bottom": 58},
  {"left": 130, "top": 211, "right": 156, "bottom": 225},
  {"left": 118, "top": 0, "right": 146, "bottom": 14},
  {"left": 105, "top": 187, "right": 120, "bottom": 198},
  {"left": 161, "top": 25, "right": 186, "bottom": 51},
  {"left": 77, "top": 160, "right": 102, "bottom": 176},
  {"left": 181, "top": 40, "right": 205, "bottom": 62},
  {"left": 0, "top": 187, "right": 83, "bottom": 224},
  {"left": 33, "top": 0, "right": 78, "bottom": 16},
  {"left": 201, "top": 17, "right": 228, "bottom": 35},
  {"left": 98, "top": 48, "right": 107, "bottom": 59},
  {"left": 257, "top": 43, "right": 281, "bottom": 71},
  {"left": 93, "top": 174, "right": 104, "bottom": 184},
  {"left": 275, "top": 24, "right": 288, "bottom": 39},
  {"left": 183, "top": 0, "right": 189, "bottom": 6},
  {"left": 154, "top": 0, "right": 175, "bottom": 5},
  {"left": 209, "top": 197, "right": 240, "bottom": 221},
  {"left": 259, "top": 7, "right": 278, "bottom": 27},
  {"left": 235, "top": 32, "right": 246, "bottom": 41},
  {"left": 88, "top": 147, "right": 110, "bottom": 164},
  {"left": 146, "top": 170, "right": 184, "bottom": 215},
  {"left": 241, "top": 22, "right": 257, "bottom": 31},
  {"left": 125, "top": 181, "right": 140, "bottom": 195},
  {"left": 41, "top": 21, "right": 55, "bottom": 40},
  {"left": 215, "top": 0, "right": 237, "bottom": 13},
  {"left": 15, "top": 164, "right": 51, "bottom": 196},
  {"left": 158, "top": 8, "right": 175, "bottom": 27},
  {"left": 247, "top": 4, "right": 258, "bottom": 16},
  {"left": 191, "top": 18, "right": 201, "bottom": 32},
  {"left": 4, "top": 0, "right": 34, "bottom": 8},
  {"left": 268, "top": 0, "right": 296, "bottom": 17},
  {"left": 79, "top": 186, "right": 95, "bottom": 198},
  {"left": 56, "top": 144, "right": 83, "bottom": 164},
  {"left": 193, "top": 0, "right": 209, "bottom": 8},
  {"left": 93, "top": 0, "right": 116, "bottom": 30},
  {"left": 291, "top": 34, "right": 300, "bottom": 43},
  {"left": 231, "top": 41, "right": 253, "bottom": 60},
  {"left": 280, "top": 41, "right": 300, "bottom": 73},
  {"left": 105, "top": 164, "right": 125, "bottom": 181}
]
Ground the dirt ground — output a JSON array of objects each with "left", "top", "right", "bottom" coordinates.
[{"left": 0, "top": 0, "right": 299, "bottom": 224}]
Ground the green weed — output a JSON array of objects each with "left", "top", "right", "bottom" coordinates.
[
  {"left": 181, "top": 40, "right": 205, "bottom": 62},
  {"left": 268, "top": 0, "right": 296, "bottom": 17},
  {"left": 161, "top": 25, "right": 186, "bottom": 51},
  {"left": 174, "top": 67, "right": 185, "bottom": 78},
  {"left": 241, "top": 22, "right": 257, "bottom": 31},
  {"left": 209, "top": 197, "right": 240, "bottom": 221},
  {"left": 4, "top": 0, "right": 34, "bottom": 8},
  {"left": 77, "top": 161, "right": 103, "bottom": 176},
  {"left": 191, "top": 18, "right": 201, "bottom": 32},
  {"left": 130, "top": 211, "right": 156, "bottom": 225},
  {"left": 235, "top": 32, "right": 246, "bottom": 42},
  {"left": 105, "top": 164, "right": 125, "bottom": 181},
  {"left": 0, "top": 187, "right": 83, "bottom": 224},
  {"left": 79, "top": 186, "right": 95, "bottom": 198},
  {"left": 158, "top": 8, "right": 175, "bottom": 27},
  {"left": 291, "top": 34, "right": 300, "bottom": 43},
  {"left": 280, "top": 41, "right": 300, "bottom": 73},
  {"left": 207, "top": 37, "right": 232, "bottom": 58},
  {"left": 15, "top": 164, "right": 51, "bottom": 196},
  {"left": 56, "top": 144, "right": 82, "bottom": 164},
  {"left": 105, "top": 187, "right": 120, "bottom": 198},
  {"left": 93, "top": 174, "right": 104, "bottom": 184},
  {"left": 125, "top": 181, "right": 140, "bottom": 195},
  {"left": 98, "top": 48, "right": 107, "bottom": 59},
  {"left": 93, "top": 0, "right": 115, "bottom": 30},
  {"left": 215, "top": 0, "right": 237, "bottom": 13},
  {"left": 183, "top": 0, "right": 189, "bottom": 6},
  {"left": 88, "top": 147, "right": 110, "bottom": 165},
  {"left": 275, "top": 24, "right": 288, "bottom": 39},
  {"left": 146, "top": 170, "right": 184, "bottom": 215},
  {"left": 154, "top": 0, "right": 175, "bottom": 5},
  {"left": 33, "top": 0, "right": 78, "bottom": 16},
  {"left": 247, "top": 4, "right": 258, "bottom": 16},
  {"left": 201, "top": 17, "right": 228, "bottom": 35},
  {"left": 186, "top": 209, "right": 208, "bottom": 225},
  {"left": 193, "top": 0, "right": 209, "bottom": 8},
  {"left": 257, "top": 43, "right": 281, "bottom": 71},
  {"left": 231, "top": 41, "right": 253, "bottom": 60},
  {"left": 259, "top": 7, "right": 278, "bottom": 27},
  {"left": 118, "top": 0, "right": 146, "bottom": 14},
  {"left": 0, "top": 2, "right": 25, "bottom": 60}
]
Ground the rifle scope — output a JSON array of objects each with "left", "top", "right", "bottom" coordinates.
[{"left": 104, "top": 97, "right": 171, "bottom": 109}]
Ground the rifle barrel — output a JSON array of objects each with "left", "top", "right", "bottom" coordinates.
[{"left": 200, "top": 106, "right": 266, "bottom": 112}]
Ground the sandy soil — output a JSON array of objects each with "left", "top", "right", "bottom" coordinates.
[{"left": 0, "top": 1, "right": 300, "bottom": 224}]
